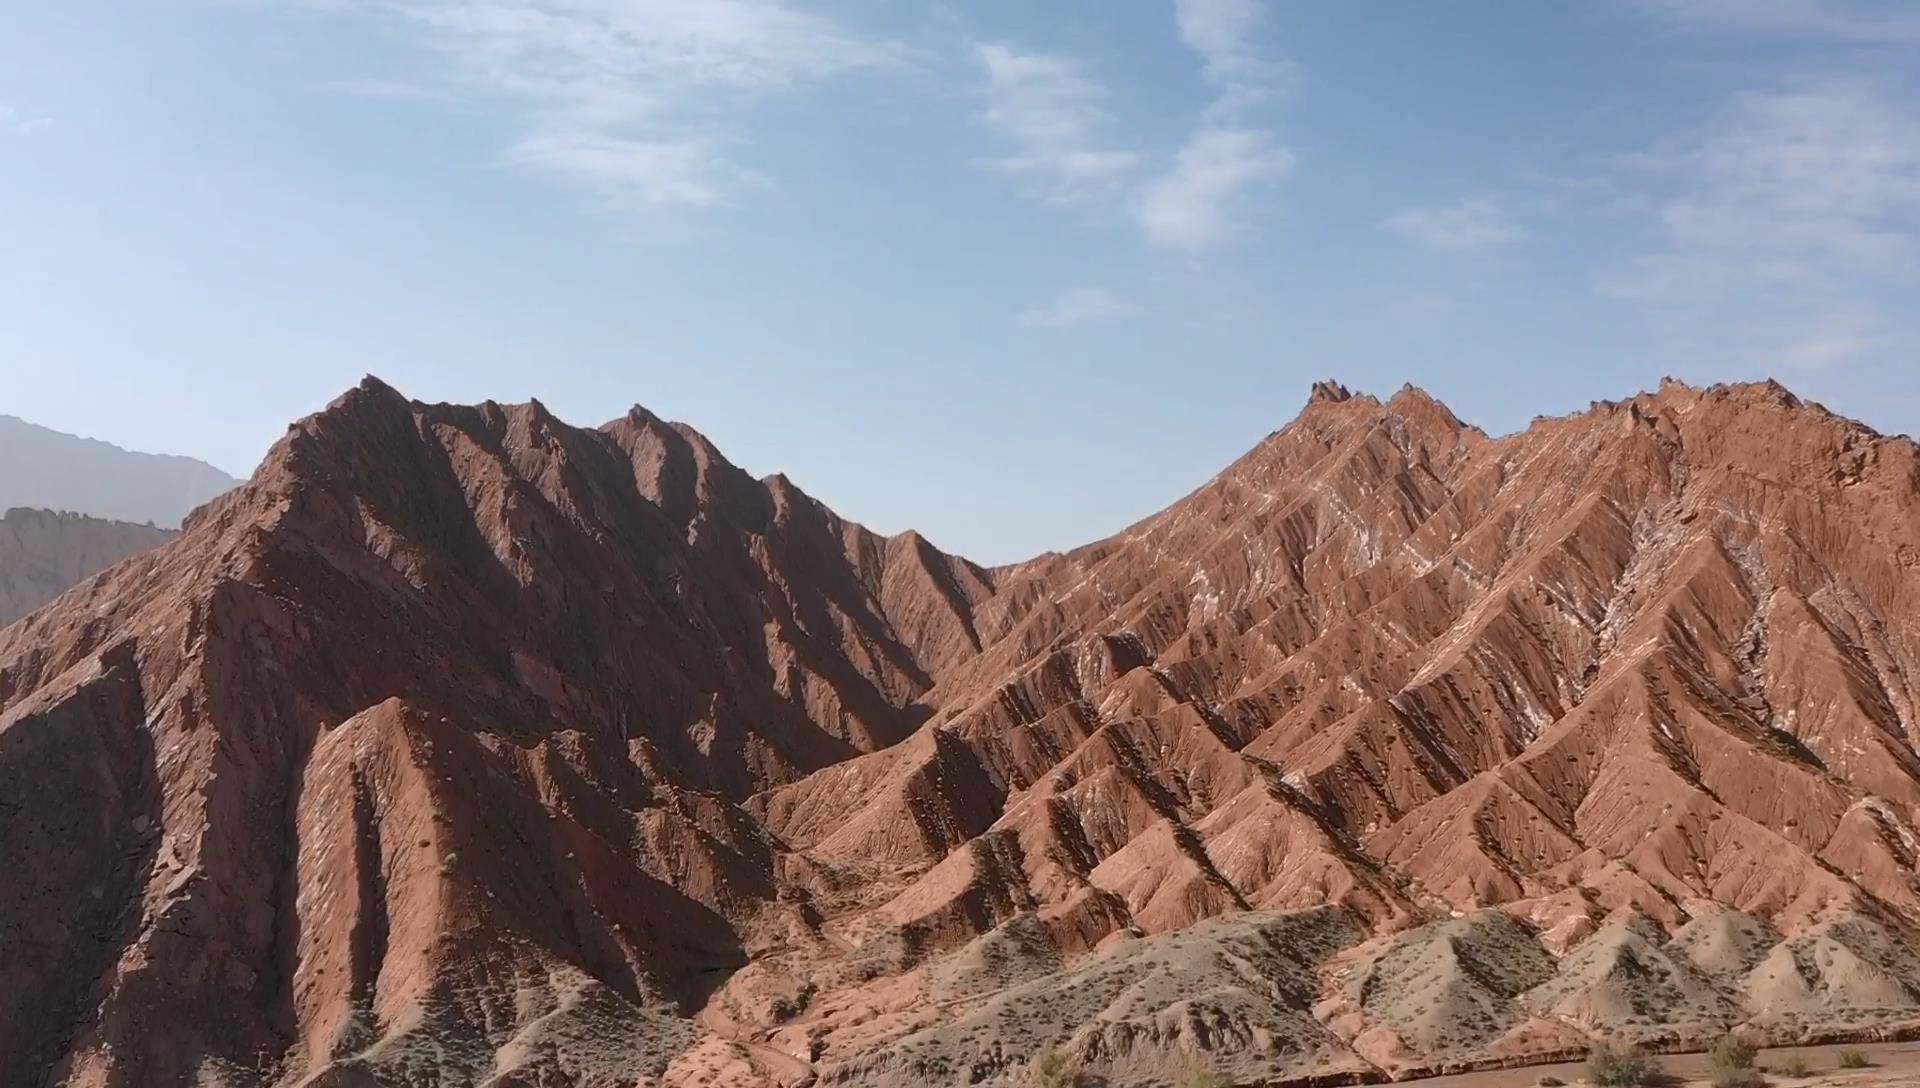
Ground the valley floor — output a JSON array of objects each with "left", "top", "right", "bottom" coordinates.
[{"left": 1405, "top": 1041, "right": 1920, "bottom": 1088}]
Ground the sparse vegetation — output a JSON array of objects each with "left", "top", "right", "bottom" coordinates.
[
  {"left": 1837, "top": 1049, "right": 1871, "bottom": 1069},
  {"left": 768, "top": 982, "right": 816, "bottom": 1023},
  {"left": 1190, "top": 1071, "right": 1233, "bottom": 1088},
  {"left": 1033, "top": 1047, "right": 1080, "bottom": 1088},
  {"left": 1710, "top": 1033, "right": 1765, "bottom": 1088},
  {"left": 1712, "top": 1034, "right": 1759, "bottom": 1073},
  {"left": 1776, "top": 1054, "right": 1811, "bottom": 1078},
  {"left": 1587, "top": 1041, "right": 1659, "bottom": 1086}
]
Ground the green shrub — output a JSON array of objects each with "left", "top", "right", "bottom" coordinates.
[
  {"left": 1776, "top": 1054, "right": 1811, "bottom": 1078},
  {"left": 1837, "top": 1049, "right": 1871, "bottom": 1069},
  {"left": 1190, "top": 1072, "right": 1233, "bottom": 1088},
  {"left": 1711, "top": 1071, "right": 1765, "bottom": 1088},
  {"left": 1587, "top": 1042, "right": 1659, "bottom": 1086}
]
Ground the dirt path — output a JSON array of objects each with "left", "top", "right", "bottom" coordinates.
[{"left": 1401, "top": 1041, "right": 1920, "bottom": 1088}]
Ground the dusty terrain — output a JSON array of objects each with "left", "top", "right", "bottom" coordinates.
[{"left": 5, "top": 376, "right": 1920, "bottom": 1087}]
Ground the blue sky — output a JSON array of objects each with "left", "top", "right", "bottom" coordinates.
[{"left": 3, "top": 1, "right": 1918, "bottom": 562}]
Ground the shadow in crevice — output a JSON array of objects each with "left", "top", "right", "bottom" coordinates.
[{"left": 0, "top": 641, "right": 160, "bottom": 1087}]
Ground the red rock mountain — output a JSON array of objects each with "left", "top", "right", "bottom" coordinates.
[{"left": 5, "top": 376, "right": 1920, "bottom": 1087}]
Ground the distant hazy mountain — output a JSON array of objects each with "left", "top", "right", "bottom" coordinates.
[
  {"left": 0, "top": 414, "right": 240, "bottom": 528},
  {"left": 0, "top": 507, "right": 176, "bottom": 624}
]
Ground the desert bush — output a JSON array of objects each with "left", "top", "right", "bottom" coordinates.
[
  {"left": 1837, "top": 1049, "right": 1871, "bottom": 1069},
  {"left": 768, "top": 982, "right": 816, "bottom": 1023},
  {"left": 1587, "top": 1041, "right": 1659, "bottom": 1086},
  {"left": 1776, "top": 1054, "right": 1810, "bottom": 1078},
  {"left": 1033, "top": 1048, "right": 1080, "bottom": 1088},
  {"left": 1538, "top": 1077, "right": 1565, "bottom": 1087},
  {"left": 1189, "top": 1072, "right": 1233, "bottom": 1088},
  {"left": 1709, "top": 1034, "right": 1763, "bottom": 1088},
  {"left": 1712, "top": 1034, "right": 1759, "bottom": 1074}
]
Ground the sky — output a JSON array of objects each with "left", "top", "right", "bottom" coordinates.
[{"left": 3, "top": 1, "right": 1919, "bottom": 563}]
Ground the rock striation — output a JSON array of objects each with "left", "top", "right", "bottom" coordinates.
[{"left": 5, "top": 375, "right": 1920, "bottom": 1087}]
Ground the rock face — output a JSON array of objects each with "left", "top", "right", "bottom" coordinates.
[
  {"left": 0, "top": 508, "right": 177, "bottom": 625},
  {"left": 0, "top": 414, "right": 239, "bottom": 529},
  {"left": 5, "top": 375, "right": 1920, "bottom": 1087}
]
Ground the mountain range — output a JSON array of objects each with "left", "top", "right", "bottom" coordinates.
[
  {"left": 0, "top": 413, "right": 239, "bottom": 529},
  {"left": 0, "top": 508, "right": 177, "bottom": 625},
  {"left": 3, "top": 375, "right": 1919, "bottom": 1088}
]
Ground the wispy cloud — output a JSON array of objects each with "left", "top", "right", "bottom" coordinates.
[
  {"left": 973, "top": 43, "right": 1141, "bottom": 204},
  {"left": 505, "top": 132, "right": 746, "bottom": 208},
  {"left": 1385, "top": 198, "right": 1521, "bottom": 250},
  {"left": 1174, "top": 0, "right": 1292, "bottom": 117},
  {"left": 1137, "top": 0, "right": 1295, "bottom": 250},
  {"left": 1140, "top": 129, "right": 1293, "bottom": 249},
  {"left": 975, "top": 2, "right": 1294, "bottom": 251},
  {"left": 0, "top": 104, "right": 53, "bottom": 135},
  {"left": 1625, "top": 0, "right": 1920, "bottom": 42},
  {"left": 1021, "top": 285, "right": 1123, "bottom": 328},
  {"left": 298, "top": 0, "right": 911, "bottom": 209},
  {"left": 326, "top": 77, "right": 453, "bottom": 102},
  {"left": 1604, "top": 79, "right": 1920, "bottom": 370}
]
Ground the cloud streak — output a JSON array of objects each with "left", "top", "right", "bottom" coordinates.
[
  {"left": 975, "top": 2, "right": 1294, "bottom": 251},
  {"left": 1140, "top": 128, "right": 1293, "bottom": 249},
  {"left": 973, "top": 44, "right": 1140, "bottom": 205},
  {"left": 326, "top": 77, "right": 454, "bottom": 102},
  {"left": 1605, "top": 79, "right": 1920, "bottom": 370},
  {"left": 1385, "top": 198, "right": 1521, "bottom": 250},
  {"left": 1021, "top": 286, "right": 1124, "bottom": 328},
  {"left": 1625, "top": 0, "right": 1920, "bottom": 42},
  {"left": 0, "top": 104, "right": 53, "bottom": 134},
  {"left": 1175, "top": 0, "right": 1291, "bottom": 116},
  {"left": 304, "top": 0, "right": 910, "bottom": 208},
  {"left": 1132, "top": 1, "right": 1294, "bottom": 250}
]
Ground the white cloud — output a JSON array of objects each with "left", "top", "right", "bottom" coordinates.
[
  {"left": 1022, "top": 286, "right": 1123, "bottom": 328},
  {"left": 506, "top": 133, "right": 742, "bottom": 208},
  {"left": 294, "top": 0, "right": 910, "bottom": 208},
  {"left": 0, "top": 104, "right": 52, "bottom": 135},
  {"left": 327, "top": 77, "right": 453, "bottom": 102},
  {"left": 973, "top": 44, "right": 1140, "bottom": 204},
  {"left": 1139, "top": 128, "right": 1293, "bottom": 249},
  {"left": 974, "top": 3, "right": 1293, "bottom": 250},
  {"left": 1385, "top": 198, "right": 1521, "bottom": 250},
  {"left": 971, "top": 3, "right": 1293, "bottom": 249},
  {"left": 1136, "top": 0, "right": 1294, "bottom": 249},
  {"left": 1625, "top": 0, "right": 1920, "bottom": 42},
  {"left": 1605, "top": 79, "right": 1920, "bottom": 370},
  {"left": 1174, "top": 0, "right": 1289, "bottom": 116}
]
